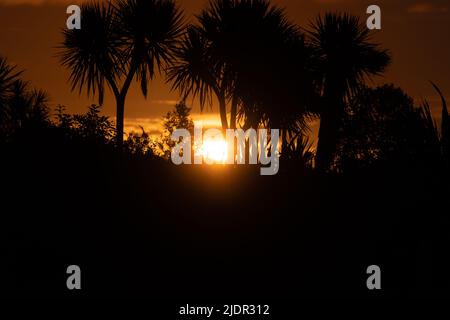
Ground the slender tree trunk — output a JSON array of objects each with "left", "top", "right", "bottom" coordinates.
[
  {"left": 230, "top": 94, "right": 238, "bottom": 130},
  {"left": 316, "top": 102, "right": 342, "bottom": 172},
  {"left": 105, "top": 77, "right": 122, "bottom": 148},
  {"left": 218, "top": 95, "right": 228, "bottom": 130},
  {"left": 115, "top": 60, "right": 138, "bottom": 149},
  {"left": 316, "top": 113, "right": 330, "bottom": 171},
  {"left": 316, "top": 79, "right": 346, "bottom": 173},
  {"left": 230, "top": 95, "right": 239, "bottom": 162},
  {"left": 116, "top": 96, "right": 125, "bottom": 148}
]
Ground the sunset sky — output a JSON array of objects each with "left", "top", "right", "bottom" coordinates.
[{"left": 1, "top": 0, "right": 449, "bottom": 136}]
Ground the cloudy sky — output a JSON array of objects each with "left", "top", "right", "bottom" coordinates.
[{"left": 0, "top": 0, "right": 449, "bottom": 134}]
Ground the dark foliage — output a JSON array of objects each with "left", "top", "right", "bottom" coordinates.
[
  {"left": 337, "top": 85, "right": 443, "bottom": 172},
  {"left": 59, "top": 0, "right": 185, "bottom": 146}
]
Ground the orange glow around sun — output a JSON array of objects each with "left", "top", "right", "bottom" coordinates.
[
  {"left": 193, "top": 119, "right": 229, "bottom": 164},
  {"left": 201, "top": 137, "right": 228, "bottom": 164}
]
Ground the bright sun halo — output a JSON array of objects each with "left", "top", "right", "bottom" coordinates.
[{"left": 202, "top": 138, "right": 228, "bottom": 164}]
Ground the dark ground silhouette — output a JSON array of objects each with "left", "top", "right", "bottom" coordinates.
[{"left": 1, "top": 125, "right": 449, "bottom": 299}]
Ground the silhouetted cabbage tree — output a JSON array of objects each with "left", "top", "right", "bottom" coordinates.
[
  {"left": 168, "top": 0, "right": 317, "bottom": 139},
  {"left": 59, "top": 0, "right": 184, "bottom": 147},
  {"left": 167, "top": 27, "right": 222, "bottom": 124},
  {"left": 0, "top": 56, "right": 50, "bottom": 141},
  {"left": 0, "top": 56, "right": 22, "bottom": 108},
  {"left": 1, "top": 56, "right": 22, "bottom": 138},
  {"left": 308, "top": 13, "right": 391, "bottom": 172}
]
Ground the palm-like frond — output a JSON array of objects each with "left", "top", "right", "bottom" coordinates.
[
  {"left": 116, "top": 0, "right": 184, "bottom": 97},
  {"left": 221, "top": 1, "right": 314, "bottom": 131},
  {"left": 28, "top": 89, "right": 50, "bottom": 124},
  {"left": 0, "top": 56, "right": 22, "bottom": 118},
  {"left": 310, "top": 13, "right": 391, "bottom": 171},
  {"left": 58, "top": 0, "right": 184, "bottom": 146},
  {"left": 0, "top": 78, "right": 49, "bottom": 132},
  {"left": 284, "top": 134, "right": 315, "bottom": 166},
  {"left": 58, "top": 1, "right": 122, "bottom": 104},
  {"left": 166, "top": 26, "right": 217, "bottom": 109},
  {"left": 168, "top": 0, "right": 316, "bottom": 132},
  {"left": 431, "top": 82, "right": 450, "bottom": 158},
  {"left": 308, "top": 13, "right": 391, "bottom": 100},
  {"left": 418, "top": 100, "right": 439, "bottom": 142}
]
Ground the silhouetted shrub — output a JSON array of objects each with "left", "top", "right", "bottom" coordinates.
[
  {"left": 337, "top": 84, "right": 443, "bottom": 172},
  {"left": 54, "top": 104, "right": 115, "bottom": 145},
  {"left": 152, "top": 100, "right": 194, "bottom": 159},
  {"left": 124, "top": 128, "right": 154, "bottom": 156}
]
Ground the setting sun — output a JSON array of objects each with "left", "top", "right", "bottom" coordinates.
[{"left": 202, "top": 138, "right": 228, "bottom": 164}]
